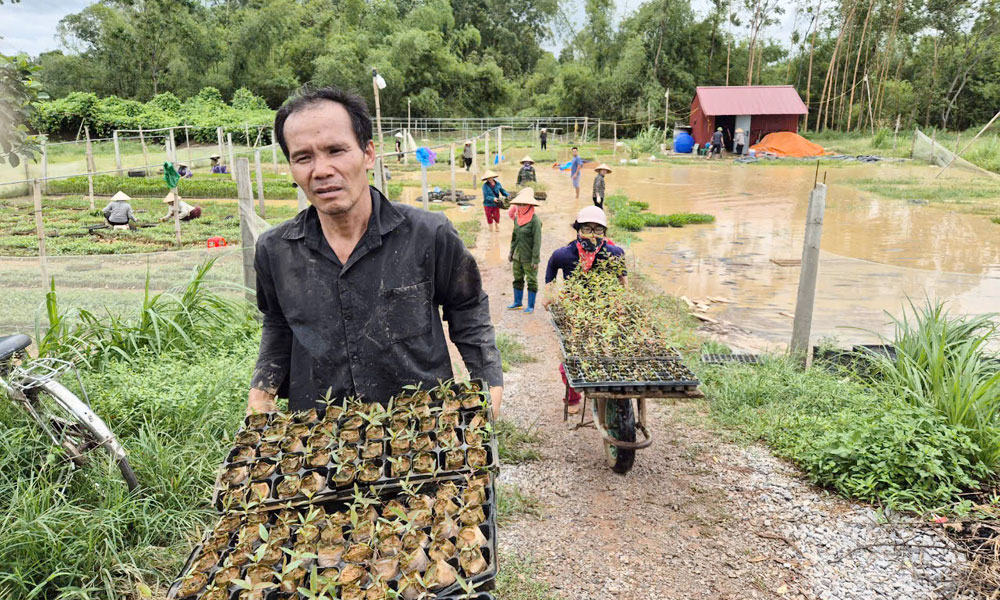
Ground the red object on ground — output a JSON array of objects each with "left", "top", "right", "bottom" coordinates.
[
  {"left": 559, "top": 363, "right": 581, "bottom": 405},
  {"left": 207, "top": 236, "right": 228, "bottom": 248},
  {"left": 750, "top": 132, "right": 829, "bottom": 157}
]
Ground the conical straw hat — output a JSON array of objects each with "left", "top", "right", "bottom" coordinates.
[
  {"left": 519, "top": 156, "right": 534, "bottom": 164},
  {"left": 510, "top": 188, "right": 540, "bottom": 206},
  {"left": 594, "top": 163, "right": 612, "bottom": 174},
  {"left": 111, "top": 191, "right": 131, "bottom": 202},
  {"left": 480, "top": 170, "right": 500, "bottom": 181}
]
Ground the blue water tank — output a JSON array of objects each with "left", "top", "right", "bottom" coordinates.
[{"left": 673, "top": 132, "right": 694, "bottom": 154}]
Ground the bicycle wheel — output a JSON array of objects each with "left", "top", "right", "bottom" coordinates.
[
  {"left": 602, "top": 398, "right": 636, "bottom": 474},
  {"left": 25, "top": 380, "right": 139, "bottom": 491}
]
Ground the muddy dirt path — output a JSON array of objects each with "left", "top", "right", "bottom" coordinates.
[
  {"left": 456, "top": 165, "right": 969, "bottom": 600},
  {"left": 465, "top": 171, "right": 795, "bottom": 598}
]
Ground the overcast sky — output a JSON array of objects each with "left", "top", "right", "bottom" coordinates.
[{"left": 1, "top": 0, "right": 799, "bottom": 57}]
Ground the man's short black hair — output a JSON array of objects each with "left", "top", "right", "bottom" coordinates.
[
  {"left": 572, "top": 146, "right": 578, "bottom": 150},
  {"left": 274, "top": 86, "right": 373, "bottom": 159}
]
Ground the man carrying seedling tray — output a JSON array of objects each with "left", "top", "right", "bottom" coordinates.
[{"left": 248, "top": 86, "right": 504, "bottom": 417}]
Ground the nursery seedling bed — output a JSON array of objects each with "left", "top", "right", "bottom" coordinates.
[
  {"left": 700, "top": 353, "right": 762, "bottom": 365},
  {"left": 170, "top": 475, "right": 498, "bottom": 600},
  {"left": 213, "top": 381, "right": 498, "bottom": 511},
  {"left": 563, "top": 357, "right": 700, "bottom": 393}
]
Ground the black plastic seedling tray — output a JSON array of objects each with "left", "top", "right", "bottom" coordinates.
[
  {"left": 563, "top": 357, "right": 700, "bottom": 393},
  {"left": 169, "top": 476, "right": 498, "bottom": 600},
  {"left": 213, "top": 384, "right": 498, "bottom": 511},
  {"left": 700, "top": 353, "right": 762, "bottom": 365}
]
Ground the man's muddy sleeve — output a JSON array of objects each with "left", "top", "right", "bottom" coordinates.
[
  {"left": 435, "top": 221, "right": 503, "bottom": 388},
  {"left": 250, "top": 243, "right": 291, "bottom": 394}
]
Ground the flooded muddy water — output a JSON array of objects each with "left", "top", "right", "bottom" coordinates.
[{"left": 404, "top": 158, "right": 1000, "bottom": 350}]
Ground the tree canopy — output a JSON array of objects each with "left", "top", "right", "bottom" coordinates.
[{"left": 17, "top": 0, "right": 1000, "bottom": 133}]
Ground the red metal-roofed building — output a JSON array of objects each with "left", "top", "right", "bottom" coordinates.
[{"left": 689, "top": 86, "right": 808, "bottom": 154}]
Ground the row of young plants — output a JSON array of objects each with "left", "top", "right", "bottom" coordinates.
[
  {"left": 47, "top": 174, "right": 298, "bottom": 199},
  {"left": 175, "top": 477, "right": 496, "bottom": 600},
  {"left": 216, "top": 381, "right": 497, "bottom": 511},
  {"left": 603, "top": 194, "right": 715, "bottom": 232}
]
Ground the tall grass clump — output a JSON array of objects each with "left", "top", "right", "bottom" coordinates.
[
  {"left": 864, "top": 300, "right": 1000, "bottom": 469},
  {"left": 703, "top": 355, "right": 995, "bottom": 512},
  {"left": 36, "top": 258, "right": 257, "bottom": 368}
]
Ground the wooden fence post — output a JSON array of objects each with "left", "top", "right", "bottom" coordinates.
[
  {"left": 169, "top": 189, "right": 183, "bottom": 247},
  {"left": 32, "top": 180, "right": 48, "bottom": 289},
  {"left": 271, "top": 128, "right": 278, "bottom": 172},
  {"left": 484, "top": 131, "right": 490, "bottom": 171},
  {"left": 471, "top": 138, "right": 478, "bottom": 186},
  {"left": 254, "top": 149, "right": 266, "bottom": 218},
  {"left": 450, "top": 143, "right": 456, "bottom": 203},
  {"left": 235, "top": 158, "right": 256, "bottom": 304},
  {"left": 296, "top": 187, "right": 308, "bottom": 213},
  {"left": 597, "top": 119, "right": 602, "bottom": 146},
  {"left": 40, "top": 138, "right": 48, "bottom": 195},
  {"left": 227, "top": 133, "right": 237, "bottom": 181},
  {"left": 613, "top": 121, "right": 618, "bottom": 160},
  {"left": 243, "top": 122, "right": 251, "bottom": 147},
  {"left": 113, "top": 130, "right": 123, "bottom": 174},
  {"left": 138, "top": 126, "right": 151, "bottom": 170},
  {"left": 168, "top": 128, "right": 177, "bottom": 163},
  {"left": 420, "top": 162, "right": 430, "bottom": 211},
  {"left": 497, "top": 127, "right": 502, "bottom": 166},
  {"left": 216, "top": 126, "right": 225, "bottom": 159},
  {"left": 789, "top": 182, "right": 827, "bottom": 362},
  {"left": 85, "top": 126, "right": 96, "bottom": 210}
]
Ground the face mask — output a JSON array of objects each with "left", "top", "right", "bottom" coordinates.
[{"left": 578, "top": 233, "right": 602, "bottom": 252}]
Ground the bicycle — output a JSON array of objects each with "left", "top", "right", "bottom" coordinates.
[{"left": 0, "top": 334, "right": 139, "bottom": 491}]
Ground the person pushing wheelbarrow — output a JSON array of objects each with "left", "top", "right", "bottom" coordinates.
[{"left": 542, "top": 206, "right": 627, "bottom": 413}]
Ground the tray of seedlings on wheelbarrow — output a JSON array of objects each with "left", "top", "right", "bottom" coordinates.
[
  {"left": 213, "top": 380, "right": 499, "bottom": 512},
  {"left": 563, "top": 356, "right": 700, "bottom": 393},
  {"left": 170, "top": 473, "right": 498, "bottom": 600},
  {"left": 548, "top": 306, "right": 681, "bottom": 361}
]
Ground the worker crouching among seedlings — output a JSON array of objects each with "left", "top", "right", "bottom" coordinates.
[
  {"left": 542, "top": 206, "right": 627, "bottom": 413},
  {"left": 506, "top": 188, "right": 542, "bottom": 314}
]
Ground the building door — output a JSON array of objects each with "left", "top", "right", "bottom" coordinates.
[
  {"left": 735, "top": 115, "right": 751, "bottom": 155},
  {"left": 715, "top": 115, "right": 736, "bottom": 150}
]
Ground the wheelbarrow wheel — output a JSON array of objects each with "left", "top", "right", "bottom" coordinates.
[{"left": 602, "top": 398, "right": 636, "bottom": 474}]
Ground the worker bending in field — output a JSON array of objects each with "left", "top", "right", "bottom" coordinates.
[
  {"left": 210, "top": 154, "right": 228, "bottom": 174},
  {"left": 160, "top": 192, "right": 202, "bottom": 222},
  {"left": 102, "top": 191, "right": 137, "bottom": 229},
  {"left": 543, "top": 206, "right": 627, "bottom": 413}
]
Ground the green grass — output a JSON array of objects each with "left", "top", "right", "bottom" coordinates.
[
  {"left": 497, "top": 483, "right": 543, "bottom": 526},
  {"left": 701, "top": 354, "right": 996, "bottom": 513},
  {"left": 495, "top": 553, "right": 559, "bottom": 600},
  {"left": 805, "top": 128, "right": 1000, "bottom": 174},
  {"left": 454, "top": 219, "right": 480, "bottom": 248},
  {"left": 496, "top": 330, "right": 537, "bottom": 372},
  {"left": 0, "top": 338, "right": 257, "bottom": 598},
  {"left": 845, "top": 176, "right": 1000, "bottom": 207},
  {"left": 604, "top": 193, "right": 714, "bottom": 233},
  {"left": 496, "top": 420, "right": 542, "bottom": 464},
  {"left": 990, "top": 216, "right": 1000, "bottom": 224}
]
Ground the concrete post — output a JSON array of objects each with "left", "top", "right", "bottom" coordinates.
[
  {"left": 113, "top": 130, "right": 123, "bottom": 174},
  {"left": 85, "top": 126, "right": 96, "bottom": 210},
  {"left": 33, "top": 180, "right": 48, "bottom": 289},
  {"left": 450, "top": 143, "right": 456, "bottom": 203},
  {"left": 789, "top": 183, "right": 827, "bottom": 362},
  {"left": 227, "top": 133, "right": 236, "bottom": 181},
  {"left": 254, "top": 149, "right": 266, "bottom": 218}
]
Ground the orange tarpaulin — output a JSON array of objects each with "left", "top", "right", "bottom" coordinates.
[{"left": 750, "top": 132, "right": 829, "bottom": 158}]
